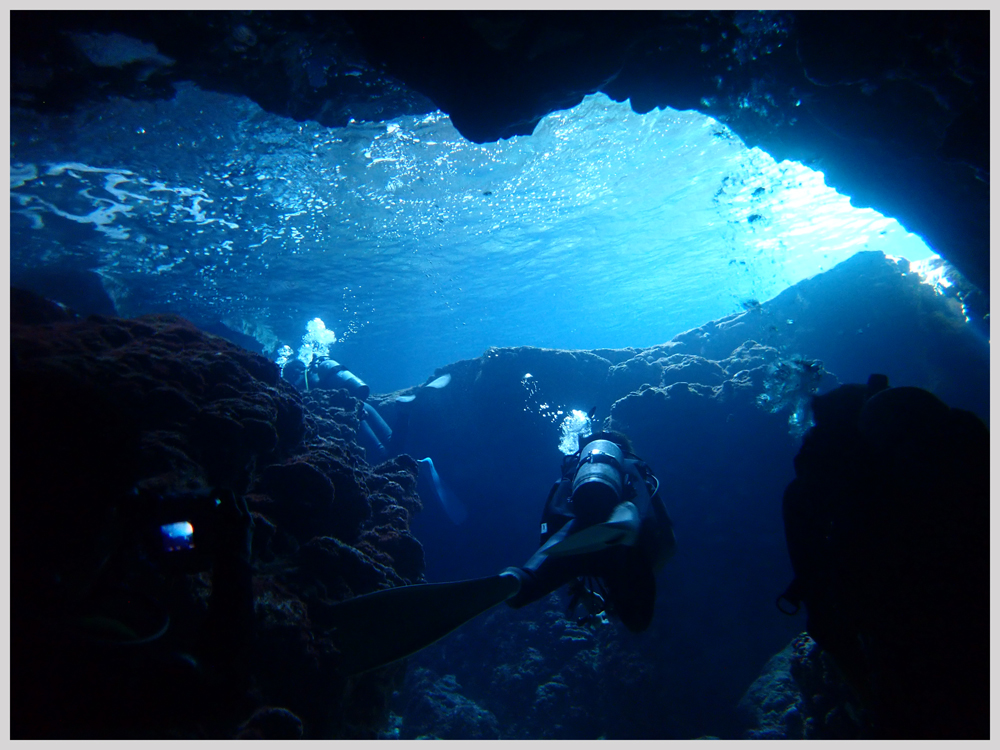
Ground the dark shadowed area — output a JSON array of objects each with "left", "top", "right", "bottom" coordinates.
[{"left": 10, "top": 10, "right": 989, "bottom": 740}]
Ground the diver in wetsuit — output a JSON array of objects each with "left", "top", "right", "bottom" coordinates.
[
  {"left": 281, "top": 356, "right": 397, "bottom": 461},
  {"left": 504, "top": 431, "right": 676, "bottom": 633},
  {"left": 325, "top": 430, "right": 676, "bottom": 674}
]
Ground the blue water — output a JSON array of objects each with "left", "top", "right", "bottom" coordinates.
[
  {"left": 11, "top": 83, "right": 936, "bottom": 393},
  {"left": 10, "top": 73, "right": 987, "bottom": 741}
]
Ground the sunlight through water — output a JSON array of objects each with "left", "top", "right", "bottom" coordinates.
[{"left": 10, "top": 85, "right": 941, "bottom": 390}]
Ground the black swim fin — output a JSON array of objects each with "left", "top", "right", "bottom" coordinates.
[
  {"left": 326, "top": 573, "right": 522, "bottom": 675},
  {"left": 542, "top": 502, "right": 641, "bottom": 557}
]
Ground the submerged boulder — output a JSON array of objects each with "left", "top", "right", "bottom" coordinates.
[{"left": 737, "top": 633, "right": 869, "bottom": 739}]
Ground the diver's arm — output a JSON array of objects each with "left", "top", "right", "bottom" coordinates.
[
  {"left": 648, "top": 488, "right": 675, "bottom": 540},
  {"left": 629, "top": 461, "right": 669, "bottom": 522},
  {"left": 643, "top": 470, "right": 673, "bottom": 532}
]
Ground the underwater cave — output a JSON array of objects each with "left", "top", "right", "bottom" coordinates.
[{"left": 10, "top": 10, "right": 989, "bottom": 740}]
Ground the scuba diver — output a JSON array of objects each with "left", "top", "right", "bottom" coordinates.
[
  {"left": 503, "top": 431, "right": 676, "bottom": 633},
  {"left": 281, "top": 356, "right": 467, "bottom": 523},
  {"left": 281, "top": 356, "right": 397, "bottom": 462},
  {"left": 778, "top": 374, "right": 988, "bottom": 738},
  {"left": 325, "top": 430, "right": 676, "bottom": 675}
]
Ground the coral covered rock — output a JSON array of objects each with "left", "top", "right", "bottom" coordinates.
[
  {"left": 10, "top": 293, "right": 423, "bottom": 739},
  {"left": 738, "top": 633, "right": 870, "bottom": 739},
  {"left": 398, "top": 669, "right": 501, "bottom": 739}
]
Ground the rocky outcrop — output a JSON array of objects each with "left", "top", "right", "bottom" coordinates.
[
  {"left": 737, "top": 633, "right": 870, "bottom": 739},
  {"left": 10, "top": 293, "right": 425, "bottom": 738},
  {"left": 395, "top": 669, "right": 501, "bottom": 740},
  {"left": 393, "top": 591, "right": 684, "bottom": 739}
]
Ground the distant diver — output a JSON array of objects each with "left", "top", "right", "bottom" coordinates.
[
  {"left": 325, "top": 431, "right": 676, "bottom": 675},
  {"left": 280, "top": 356, "right": 467, "bottom": 524},
  {"left": 778, "top": 373, "right": 988, "bottom": 739}
]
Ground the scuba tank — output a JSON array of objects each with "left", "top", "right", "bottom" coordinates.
[{"left": 309, "top": 358, "right": 370, "bottom": 399}]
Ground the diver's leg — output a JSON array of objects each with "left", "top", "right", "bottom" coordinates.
[
  {"left": 358, "top": 419, "right": 389, "bottom": 463},
  {"left": 362, "top": 402, "right": 392, "bottom": 445},
  {"left": 505, "top": 533, "right": 586, "bottom": 609}
]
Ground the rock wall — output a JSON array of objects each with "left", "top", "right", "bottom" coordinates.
[
  {"left": 737, "top": 633, "right": 870, "bottom": 739},
  {"left": 10, "top": 292, "right": 425, "bottom": 738}
]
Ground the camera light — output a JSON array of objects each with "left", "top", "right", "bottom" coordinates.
[{"left": 160, "top": 521, "right": 195, "bottom": 552}]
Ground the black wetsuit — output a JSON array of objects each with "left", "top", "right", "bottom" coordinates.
[{"left": 506, "top": 448, "right": 675, "bottom": 633}]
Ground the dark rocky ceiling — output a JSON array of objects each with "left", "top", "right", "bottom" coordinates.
[{"left": 11, "top": 10, "right": 989, "bottom": 300}]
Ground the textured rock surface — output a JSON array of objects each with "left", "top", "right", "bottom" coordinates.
[
  {"left": 396, "top": 595, "right": 669, "bottom": 739},
  {"left": 10, "top": 295, "right": 424, "bottom": 738},
  {"left": 395, "top": 669, "right": 501, "bottom": 740},
  {"left": 738, "top": 633, "right": 869, "bottom": 739}
]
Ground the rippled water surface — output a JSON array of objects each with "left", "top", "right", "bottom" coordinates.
[{"left": 10, "top": 84, "right": 934, "bottom": 391}]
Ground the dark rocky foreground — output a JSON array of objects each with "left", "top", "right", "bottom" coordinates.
[
  {"left": 10, "top": 292, "right": 425, "bottom": 738},
  {"left": 10, "top": 250, "right": 988, "bottom": 738},
  {"left": 11, "top": 10, "right": 990, "bottom": 306},
  {"left": 737, "top": 632, "right": 871, "bottom": 739}
]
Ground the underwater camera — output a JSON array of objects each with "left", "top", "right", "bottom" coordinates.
[
  {"left": 140, "top": 487, "right": 232, "bottom": 573},
  {"left": 570, "top": 438, "right": 626, "bottom": 526}
]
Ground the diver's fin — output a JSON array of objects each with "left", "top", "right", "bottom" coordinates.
[
  {"left": 327, "top": 573, "right": 521, "bottom": 675},
  {"left": 418, "top": 457, "right": 468, "bottom": 525},
  {"left": 543, "top": 502, "right": 641, "bottom": 557},
  {"left": 426, "top": 373, "right": 452, "bottom": 389},
  {"left": 395, "top": 373, "right": 451, "bottom": 404}
]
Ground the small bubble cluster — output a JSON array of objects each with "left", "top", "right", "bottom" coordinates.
[
  {"left": 520, "top": 372, "right": 571, "bottom": 426},
  {"left": 756, "top": 357, "right": 823, "bottom": 438}
]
